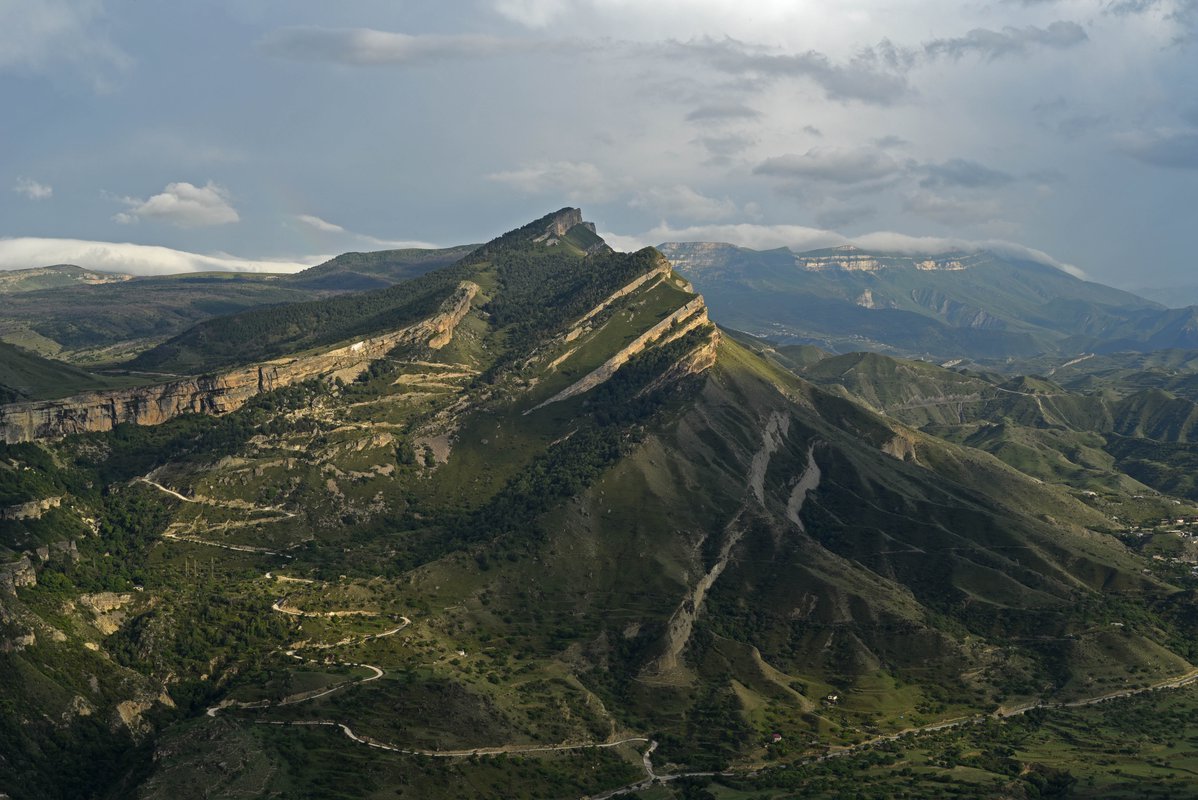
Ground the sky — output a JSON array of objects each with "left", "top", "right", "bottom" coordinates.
[{"left": 1, "top": 0, "right": 1196, "bottom": 287}]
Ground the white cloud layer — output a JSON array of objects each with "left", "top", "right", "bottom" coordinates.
[
  {"left": 294, "top": 214, "right": 440, "bottom": 249},
  {"left": 13, "top": 177, "right": 52, "bottom": 200},
  {"left": 604, "top": 222, "right": 1086, "bottom": 277},
  {"left": 0, "top": 237, "right": 322, "bottom": 276},
  {"left": 296, "top": 213, "right": 346, "bottom": 233},
  {"left": 113, "top": 181, "right": 240, "bottom": 227}
]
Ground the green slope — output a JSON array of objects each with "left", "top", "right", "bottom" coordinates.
[{"left": 0, "top": 342, "right": 145, "bottom": 401}]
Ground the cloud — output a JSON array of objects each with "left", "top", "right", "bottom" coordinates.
[
  {"left": 873, "top": 134, "right": 909, "bottom": 149},
  {"left": 296, "top": 213, "right": 346, "bottom": 234},
  {"left": 754, "top": 147, "right": 902, "bottom": 185},
  {"left": 493, "top": 0, "right": 569, "bottom": 27},
  {"left": 486, "top": 160, "right": 614, "bottom": 200},
  {"left": 260, "top": 27, "right": 574, "bottom": 65},
  {"left": 685, "top": 102, "right": 762, "bottom": 123},
  {"left": 814, "top": 203, "right": 878, "bottom": 229},
  {"left": 261, "top": 26, "right": 910, "bottom": 106},
  {"left": 1033, "top": 96, "right": 1108, "bottom": 138},
  {"left": 852, "top": 231, "right": 1087, "bottom": 277},
  {"left": 628, "top": 185, "right": 738, "bottom": 221},
  {"left": 902, "top": 190, "right": 1006, "bottom": 226},
  {"left": 113, "top": 181, "right": 240, "bottom": 227},
  {"left": 925, "top": 21, "right": 1088, "bottom": 60},
  {"left": 0, "top": 237, "right": 322, "bottom": 276},
  {"left": 674, "top": 37, "right": 914, "bottom": 105},
  {"left": 293, "top": 213, "right": 440, "bottom": 249},
  {"left": 0, "top": 0, "right": 130, "bottom": 88},
  {"left": 693, "top": 132, "right": 756, "bottom": 160},
  {"left": 919, "top": 158, "right": 1013, "bottom": 188},
  {"left": 606, "top": 221, "right": 844, "bottom": 253},
  {"left": 1116, "top": 128, "right": 1198, "bottom": 169},
  {"left": 13, "top": 177, "right": 52, "bottom": 200}
]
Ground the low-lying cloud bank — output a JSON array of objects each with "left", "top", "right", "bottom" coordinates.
[
  {"left": 603, "top": 223, "right": 1086, "bottom": 278},
  {"left": 0, "top": 238, "right": 324, "bottom": 276}
]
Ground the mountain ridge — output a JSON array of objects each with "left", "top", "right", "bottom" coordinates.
[{"left": 659, "top": 241, "right": 1182, "bottom": 361}]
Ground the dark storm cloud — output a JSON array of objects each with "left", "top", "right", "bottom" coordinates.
[{"left": 925, "top": 21, "right": 1088, "bottom": 60}]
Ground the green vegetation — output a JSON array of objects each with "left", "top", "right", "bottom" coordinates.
[
  {"left": 0, "top": 341, "right": 146, "bottom": 401},
  {"left": 6, "top": 210, "right": 1198, "bottom": 798}
]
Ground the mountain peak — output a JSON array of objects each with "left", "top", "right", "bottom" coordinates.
[{"left": 543, "top": 207, "right": 584, "bottom": 236}]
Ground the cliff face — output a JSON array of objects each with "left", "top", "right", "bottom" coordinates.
[
  {"left": 0, "top": 281, "right": 479, "bottom": 443},
  {"left": 544, "top": 208, "right": 585, "bottom": 237}
]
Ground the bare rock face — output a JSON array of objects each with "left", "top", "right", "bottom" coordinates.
[
  {"left": 80, "top": 592, "right": 136, "bottom": 636},
  {"left": 0, "top": 556, "right": 37, "bottom": 593},
  {"left": 544, "top": 208, "right": 585, "bottom": 237},
  {"left": 1, "top": 496, "right": 62, "bottom": 520},
  {"left": 0, "top": 281, "right": 479, "bottom": 443}
]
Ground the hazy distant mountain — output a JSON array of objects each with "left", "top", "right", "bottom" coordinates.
[
  {"left": 659, "top": 242, "right": 1196, "bottom": 360},
  {"left": 0, "top": 264, "right": 131, "bottom": 293},
  {"left": 1131, "top": 285, "right": 1198, "bottom": 309}
]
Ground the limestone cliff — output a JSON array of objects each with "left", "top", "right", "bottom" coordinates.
[
  {"left": 531, "top": 296, "right": 713, "bottom": 412},
  {"left": 0, "top": 556, "right": 37, "bottom": 593},
  {"left": 0, "top": 281, "right": 478, "bottom": 443}
]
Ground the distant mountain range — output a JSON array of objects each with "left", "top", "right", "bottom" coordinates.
[
  {"left": 0, "top": 247, "right": 475, "bottom": 366},
  {"left": 659, "top": 242, "right": 1198, "bottom": 362}
]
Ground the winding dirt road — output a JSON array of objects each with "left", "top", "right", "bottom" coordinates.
[{"left": 205, "top": 575, "right": 409, "bottom": 717}]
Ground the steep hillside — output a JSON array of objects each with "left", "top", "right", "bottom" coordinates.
[
  {"left": 3, "top": 210, "right": 1197, "bottom": 800},
  {"left": 659, "top": 242, "right": 1190, "bottom": 360},
  {"left": 0, "top": 342, "right": 144, "bottom": 403}
]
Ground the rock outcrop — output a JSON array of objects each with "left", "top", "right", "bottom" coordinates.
[
  {"left": 543, "top": 208, "right": 585, "bottom": 237},
  {"left": 2, "top": 496, "right": 62, "bottom": 520},
  {"left": 0, "top": 281, "right": 479, "bottom": 443},
  {"left": 531, "top": 296, "right": 713, "bottom": 412},
  {"left": 0, "top": 556, "right": 37, "bottom": 593}
]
